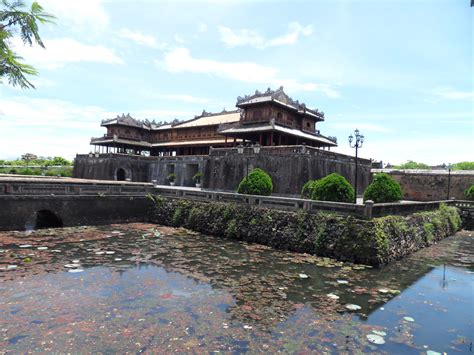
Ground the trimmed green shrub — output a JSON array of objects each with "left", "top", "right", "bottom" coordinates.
[
  {"left": 363, "top": 172, "right": 403, "bottom": 203},
  {"left": 464, "top": 185, "right": 474, "bottom": 200},
  {"left": 301, "top": 179, "right": 319, "bottom": 199},
  {"left": 237, "top": 168, "right": 273, "bottom": 196},
  {"left": 192, "top": 172, "right": 203, "bottom": 183},
  {"left": 310, "top": 173, "right": 354, "bottom": 203}
]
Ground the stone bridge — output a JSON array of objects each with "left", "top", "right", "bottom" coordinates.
[
  {"left": 0, "top": 176, "right": 153, "bottom": 231},
  {"left": 1, "top": 175, "right": 472, "bottom": 231}
]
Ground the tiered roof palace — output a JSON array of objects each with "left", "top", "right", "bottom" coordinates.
[{"left": 90, "top": 87, "right": 338, "bottom": 156}]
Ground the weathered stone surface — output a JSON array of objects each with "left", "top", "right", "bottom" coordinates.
[
  {"left": 0, "top": 195, "right": 150, "bottom": 231},
  {"left": 148, "top": 196, "right": 461, "bottom": 266},
  {"left": 373, "top": 169, "right": 474, "bottom": 201},
  {"left": 73, "top": 148, "right": 372, "bottom": 196}
]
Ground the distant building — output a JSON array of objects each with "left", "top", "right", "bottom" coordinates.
[{"left": 90, "top": 87, "right": 337, "bottom": 156}]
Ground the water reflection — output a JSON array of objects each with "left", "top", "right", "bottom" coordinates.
[{"left": 0, "top": 224, "right": 472, "bottom": 353}]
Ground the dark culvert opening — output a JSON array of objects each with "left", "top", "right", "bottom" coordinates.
[
  {"left": 35, "top": 210, "right": 63, "bottom": 229},
  {"left": 116, "top": 168, "right": 126, "bottom": 181}
]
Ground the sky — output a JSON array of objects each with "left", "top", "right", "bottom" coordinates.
[{"left": 0, "top": 0, "right": 472, "bottom": 165}]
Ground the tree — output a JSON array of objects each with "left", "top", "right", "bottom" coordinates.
[
  {"left": 395, "top": 160, "right": 430, "bottom": 169},
  {"left": 452, "top": 162, "right": 474, "bottom": 171},
  {"left": 1, "top": 1, "right": 54, "bottom": 89}
]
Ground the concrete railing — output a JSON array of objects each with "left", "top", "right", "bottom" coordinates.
[
  {"left": 151, "top": 186, "right": 459, "bottom": 219},
  {"left": 0, "top": 176, "right": 154, "bottom": 196}
]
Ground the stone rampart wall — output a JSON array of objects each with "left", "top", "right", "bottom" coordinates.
[
  {"left": 148, "top": 196, "right": 462, "bottom": 266},
  {"left": 204, "top": 146, "right": 372, "bottom": 195},
  {"left": 73, "top": 147, "right": 372, "bottom": 196},
  {"left": 373, "top": 169, "right": 474, "bottom": 201}
]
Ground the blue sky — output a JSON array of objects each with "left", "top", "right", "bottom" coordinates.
[{"left": 0, "top": 0, "right": 472, "bottom": 164}]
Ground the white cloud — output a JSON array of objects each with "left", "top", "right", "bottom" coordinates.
[
  {"left": 159, "top": 47, "right": 339, "bottom": 96},
  {"left": 433, "top": 87, "right": 474, "bottom": 101},
  {"left": 12, "top": 37, "right": 124, "bottom": 69},
  {"left": 157, "top": 94, "right": 211, "bottom": 104},
  {"left": 0, "top": 97, "right": 195, "bottom": 159},
  {"left": 39, "top": 0, "right": 109, "bottom": 31},
  {"left": 174, "top": 34, "right": 186, "bottom": 44},
  {"left": 127, "top": 109, "right": 195, "bottom": 120},
  {"left": 198, "top": 23, "right": 208, "bottom": 33},
  {"left": 334, "top": 136, "right": 474, "bottom": 166},
  {"left": 0, "top": 97, "right": 108, "bottom": 130},
  {"left": 117, "top": 28, "right": 165, "bottom": 49},
  {"left": 330, "top": 122, "right": 390, "bottom": 133},
  {"left": 218, "top": 22, "right": 313, "bottom": 49}
]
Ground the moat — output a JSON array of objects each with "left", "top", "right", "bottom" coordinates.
[{"left": 0, "top": 224, "right": 472, "bottom": 353}]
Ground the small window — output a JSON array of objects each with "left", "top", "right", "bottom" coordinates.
[
  {"left": 277, "top": 112, "right": 283, "bottom": 119},
  {"left": 306, "top": 122, "right": 311, "bottom": 128}
]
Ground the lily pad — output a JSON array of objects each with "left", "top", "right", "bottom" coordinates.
[
  {"left": 37, "top": 246, "right": 48, "bottom": 250},
  {"left": 299, "top": 273, "right": 309, "bottom": 279},
  {"left": 327, "top": 293, "right": 340, "bottom": 300},
  {"left": 345, "top": 304, "right": 361, "bottom": 311},
  {"left": 403, "top": 316, "right": 415, "bottom": 322},
  {"left": 367, "top": 333, "right": 385, "bottom": 344},
  {"left": 372, "top": 330, "right": 387, "bottom": 336},
  {"left": 19, "top": 244, "right": 32, "bottom": 248},
  {"left": 68, "top": 269, "right": 84, "bottom": 273},
  {"left": 64, "top": 264, "right": 80, "bottom": 268}
]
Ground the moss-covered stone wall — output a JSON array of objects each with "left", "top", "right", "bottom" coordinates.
[{"left": 148, "top": 196, "right": 461, "bottom": 266}]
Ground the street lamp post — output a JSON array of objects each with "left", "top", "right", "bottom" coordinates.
[
  {"left": 348, "top": 129, "right": 365, "bottom": 204},
  {"left": 446, "top": 163, "right": 452, "bottom": 200},
  {"left": 237, "top": 143, "right": 261, "bottom": 179},
  {"left": 237, "top": 144, "right": 248, "bottom": 178}
]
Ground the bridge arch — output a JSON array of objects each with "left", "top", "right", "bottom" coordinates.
[
  {"left": 35, "top": 210, "right": 63, "bottom": 229},
  {"left": 116, "top": 168, "right": 126, "bottom": 181}
]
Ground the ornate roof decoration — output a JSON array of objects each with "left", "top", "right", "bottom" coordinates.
[
  {"left": 100, "top": 109, "right": 240, "bottom": 131},
  {"left": 236, "top": 86, "right": 325, "bottom": 120},
  {"left": 102, "top": 113, "right": 146, "bottom": 128},
  {"left": 192, "top": 108, "right": 238, "bottom": 119}
]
